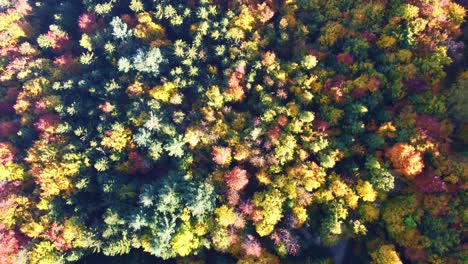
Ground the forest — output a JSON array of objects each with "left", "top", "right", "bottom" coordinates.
[{"left": 0, "top": 0, "right": 466, "bottom": 263}]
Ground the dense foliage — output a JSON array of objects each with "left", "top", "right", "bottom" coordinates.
[{"left": 0, "top": 0, "right": 466, "bottom": 263}]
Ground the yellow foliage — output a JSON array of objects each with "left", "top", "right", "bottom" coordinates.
[
  {"left": 29, "top": 241, "right": 60, "bottom": 264},
  {"left": 359, "top": 203, "right": 380, "bottom": 222},
  {"left": 23, "top": 77, "right": 49, "bottom": 97},
  {"left": 13, "top": 98, "right": 31, "bottom": 114},
  {"left": 352, "top": 220, "right": 367, "bottom": 235},
  {"left": 448, "top": 2, "right": 466, "bottom": 24},
  {"left": 0, "top": 196, "right": 30, "bottom": 228},
  {"left": 37, "top": 162, "right": 80, "bottom": 197},
  {"left": 228, "top": 5, "right": 255, "bottom": 40},
  {"left": 134, "top": 12, "right": 166, "bottom": 42},
  {"left": 282, "top": 179, "right": 297, "bottom": 200},
  {"left": 149, "top": 82, "right": 177, "bottom": 102},
  {"left": 377, "top": 35, "right": 397, "bottom": 49},
  {"left": 61, "top": 218, "right": 86, "bottom": 247},
  {"left": 1, "top": 23, "right": 27, "bottom": 47},
  {"left": 193, "top": 221, "right": 208, "bottom": 236},
  {"left": 211, "top": 227, "right": 231, "bottom": 252},
  {"left": 370, "top": 244, "right": 402, "bottom": 264},
  {"left": 234, "top": 6, "right": 255, "bottom": 31},
  {"left": 101, "top": 124, "right": 132, "bottom": 152},
  {"left": 215, "top": 205, "right": 236, "bottom": 227},
  {"left": 289, "top": 162, "right": 326, "bottom": 191},
  {"left": 253, "top": 189, "right": 285, "bottom": 236},
  {"left": 20, "top": 218, "right": 48, "bottom": 238},
  {"left": 357, "top": 180, "right": 377, "bottom": 202},
  {"left": 206, "top": 85, "right": 224, "bottom": 109},
  {"left": 256, "top": 169, "right": 272, "bottom": 185},
  {"left": 319, "top": 22, "right": 345, "bottom": 47},
  {"left": 42, "top": 95, "right": 62, "bottom": 110},
  {"left": 227, "top": 27, "right": 245, "bottom": 40},
  {"left": 0, "top": 11, "right": 28, "bottom": 48},
  {"left": 184, "top": 127, "right": 202, "bottom": 148},
  {"left": 80, "top": 34, "right": 93, "bottom": 51},
  {"left": 26, "top": 141, "right": 83, "bottom": 198},
  {"left": 402, "top": 4, "right": 419, "bottom": 20},
  {"left": 315, "top": 189, "right": 334, "bottom": 203},
  {"left": 237, "top": 250, "right": 281, "bottom": 264},
  {"left": 330, "top": 179, "right": 349, "bottom": 197},
  {"left": 0, "top": 12, "right": 21, "bottom": 31},
  {"left": 423, "top": 195, "right": 450, "bottom": 216},
  {"left": 292, "top": 206, "right": 308, "bottom": 227},
  {"left": 0, "top": 162, "right": 26, "bottom": 181},
  {"left": 37, "top": 198, "right": 50, "bottom": 211},
  {"left": 233, "top": 144, "right": 250, "bottom": 161},
  {"left": 141, "top": 231, "right": 155, "bottom": 254},
  {"left": 171, "top": 224, "right": 200, "bottom": 257},
  {"left": 345, "top": 190, "right": 359, "bottom": 210},
  {"left": 180, "top": 208, "right": 191, "bottom": 222}
]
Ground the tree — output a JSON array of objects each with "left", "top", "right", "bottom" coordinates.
[
  {"left": 386, "top": 143, "right": 424, "bottom": 178},
  {"left": 370, "top": 244, "right": 402, "bottom": 264}
]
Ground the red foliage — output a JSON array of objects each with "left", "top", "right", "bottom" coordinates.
[
  {"left": 415, "top": 114, "right": 441, "bottom": 139},
  {"left": 324, "top": 76, "right": 345, "bottom": 90},
  {"left": 78, "top": 12, "right": 97, "bottom": 33},
  {"left": 331, "top": 86, "right": 346, "bottom": 103},
  {"left": 129, "top": 152, "right": 151, "bottom": 174},
  {"left": 325, "top": 76, "right": 346, "bottom": 103},
  {"left": 0, "top": 102, "right": 15, "bottom": 115},
  {"left": 404, "top": 247, "right": 427, "bottom": 262},
  {"left": 120, "top": 14, "right": 137, "bottom": 27},
  {"left": 53, "top": 53, "right": 77, "bottom": 72},
  {"left": 44, "top": 222, "right": 72, "bottom": 251},
  {"left": 313, "top": 118, "right": 330, "bottom": 132},
  {"left": 386, "top": 143, "right": 424, "bottom": 178},
  {"left": 361, "top": 31, "right": 377, "bottom": 43},
  {"left": 227, "top": 65, "right": 246, "bottom": 101},
  {"left": 255, "top": 3, "right": 275, "bottom": 23},
  {"left": 6, "top": 87, "right": 20, "bottom": 102},
  {"left": 0, "top": 142, "right": 16, "bottom": 164},
  {"left": 228, "top": 228, "right": 239, "bottom": 245},
  {"left": 270, "top": 228, "right": 300, "bottom": 256},
  {"left": 0, "top": 121, "right": 19, "bottom": 138},
  {"left": 33, "top": 113, "right": 60, "bottom": 133},
  {"left": 224, "top": 166, "right": 249, "bottom": 191},
  {"left": 242, "top": 234, "right": 262, "bottom": 257},
  {"left": 13, "top": 0, "right": 32, "bottom": 15},
  {"left": 239, "top": 200, "right": 254, "bottom": 215},
  {"left": 33, "top": 100, "right": 47, "bottom": 114},
  {"left": 415, "top": 2, "right": 434, "bottom": 17},
  {"left": 0, "top": 182, "right": 26, "bottom": 263},
  {"left": 336, "top": 52, "right": 353, "bottom": 66},
  {"left": 45, "top": 31, "right": 71, "bottom": 52},
  {"left": 251, "top": 209, "right": 263, "bottom": 222},
  {"left": 369, "top": 76, "right": 381, "bottom": 91},
  {"left": 227, "top": 189, "right": 240, "bottom": 206},
  {"left": 277, "top": 115, "right": 288, "bottom": 127},
  {"left": 404, "top": 78, "right": 428, "bottom": 94},
  {"left": 0, "top": 224, "right": 23, "bottom": 264},
  {"left": 267, "top": 125, "right": 282, "bottom": 141},
  {"left": 414, "top": 169, "right": 446, "bottom": 193},
  {"left": 350, "top": 86, "right": 367, "bottom": 99},
  {"left": 99, "top": 102, "right": 114, "bottom": 113}
]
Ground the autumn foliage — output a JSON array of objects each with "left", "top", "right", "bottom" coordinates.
[
  {"left": 386, "top": 143, "right": 424, "bottom": 178},
  {"left": 0, "top": 0, "right": 466, "bottom": 263}
]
